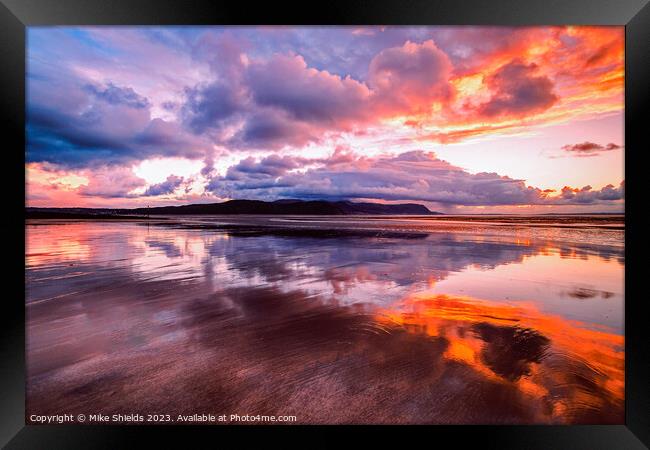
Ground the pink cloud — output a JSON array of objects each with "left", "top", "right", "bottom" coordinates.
[{"left": 369, "top": 40, "right": 454, "bottom": 113}]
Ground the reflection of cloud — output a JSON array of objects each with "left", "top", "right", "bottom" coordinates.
[
  {"left": 564, "top": 287, "right": 614, "bottom": 299},
  {"left": 145, "top": 238, "right": 182, "bottom": 258},
  {"left": 200, "top": 231, "right": 545, "bottom": 301},
  {"left": 26, "top": 220, "right": 624, "bottom": 424},
  {"left": 377, "top": 293, "right": 624, "bottom": 423},
  {"left": 26, "top": 233, "right": 91, "bottom": 267},
  {"left": 28, "top": 219, "right": 624, "bottom": 307},
  {"left": 28, "top": 276, "right": 624, "bottom": 424},
  {"left": 196, "top": 224, "right": 623, "bottom": 298},
  {"left": 324, "top": 266, "right": 382, "bottom": 295},
  {"left": 471, "top": 322, "right": 549, "bottom": 381}
]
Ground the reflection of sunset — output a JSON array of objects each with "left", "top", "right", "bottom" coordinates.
[
  {"left": 26, "top": 231, "right": 91, "bottom": 266},
  {"left": 377, "top": 293, "right": 624, "bottom": 422},
  {"left": 26, "top": 218, "right": 624, "bottom": 423}
]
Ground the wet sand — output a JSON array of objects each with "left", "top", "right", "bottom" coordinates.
[{"left": 25, "top": 216, "right": 624, "bottom": 424}]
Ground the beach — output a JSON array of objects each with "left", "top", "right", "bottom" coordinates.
[{"left": 25, "top": 215, "right": 625, "bottom": 424}]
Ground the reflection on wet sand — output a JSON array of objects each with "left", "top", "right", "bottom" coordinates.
[
  {"left": 377, "top": 294, "right": 624, "bottom": 423},
  {"left": 26, "top": 217, "right": 624, "bottom": 424}
]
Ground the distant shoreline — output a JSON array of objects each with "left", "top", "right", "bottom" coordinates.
[
  {"left": 26, "top": 199, "right": 440, "bottom": 217},
  {"left": 25, "top": 198, "right": 623, "bottom": 219},
  {"left": 25, "top": 211, "right": 625, "bottom": 220},
  {"left": 24, "top": 212, "right": 625, "bottom": 221},
  {"left": 25, "top": 211, "right": 151, "bottom": 220},
  {"left": 25, "top": 212, "right": 624, "bottom": 233}
]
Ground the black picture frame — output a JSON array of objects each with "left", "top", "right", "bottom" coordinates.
[{"left": 1, "top": 0, "right": 647, "bottom": 448}]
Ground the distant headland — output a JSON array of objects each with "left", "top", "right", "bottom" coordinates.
[{"left": 26, "top": 199, "right": 442, "bottom": 219}]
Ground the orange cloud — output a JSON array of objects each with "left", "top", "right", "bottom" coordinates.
[{"left": 409, "top": 26, "right": 624, "bottom": 144}]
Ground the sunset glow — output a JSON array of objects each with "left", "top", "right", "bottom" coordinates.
[{"left": 26, "top": 26, "right": 624, "bottom": 213}]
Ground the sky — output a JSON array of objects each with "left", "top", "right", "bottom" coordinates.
[{"left": 25, "top": 26, "right": 625, "bottom": 213}]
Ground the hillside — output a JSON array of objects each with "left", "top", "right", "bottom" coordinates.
[{"left": 27, "top": 199, "right": 442, "bottom": 217}]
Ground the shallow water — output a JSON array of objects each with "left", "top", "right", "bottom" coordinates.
[{"left": 25, "top": 215, "right": 624, "bottom": 424}]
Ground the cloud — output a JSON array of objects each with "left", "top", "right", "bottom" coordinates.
[
  {"left": 36, "top": 164, "right": 190, "bottom": 200},
  {"left": 478, "top": 59, "right": 558, "bottom": 118},
  {"left": 559, "top": 182, "right": 624, "bottom": 203},
  {"left": 205, "top": 150, "right": 624, "bottom": 207},
  {"left": 562, "top": 141, "right": 621, "bottom": 156},
  {"left": 25, "top": 27, "right": 625, "bottom": 209},
  {"left": 27, "top": 76, "right": 211, "bottom": 167},
  {"left": 180, "top": 82, "right": 246, "bottom": 134},
  {"left": 77, "top": 166, "right": 146, "bottom": 198},
  {"left": 225, "top": 154, "right": 310, "bottom": 179},
  {"left": 28, "top": 80, "right": 151, "bottom": 156},
  {"left": 368, "top": 40, "right": 453, "bottom": 112},
  {"left": 181, "top": 51, "right": 373, "bottom": 150},
  {"left": 184, "top": 40, "right": 457, "bottom": 150},
  {"left": 84, "top": 82, "right": 151, "bottom": 109},
  {"left": 143, "top": 175, "right": 185, "bottom": 196},
  {"left": 428, "top": 27, "right": 539, "bottom": 74},
  {"left": 28, "top": 27, "right": 624, "bottom": 167},
  {"left": 585, "top": 41, "right": 619, "bottom": 67},
  {"left": 246, "top": 54, "right": 371, "bottom": 125},
  {"left": 232, "top": 110, "right": 325, "bottom": 149}
]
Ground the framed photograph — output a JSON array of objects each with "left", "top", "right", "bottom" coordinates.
[{"left": 2, "top": 0, "right": 648, "bottom": 447}]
